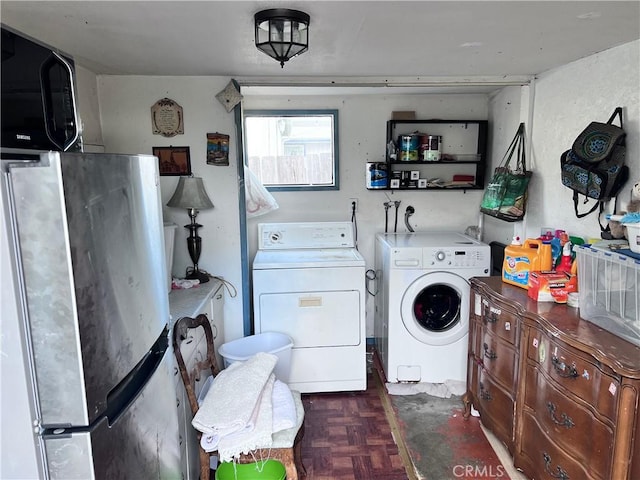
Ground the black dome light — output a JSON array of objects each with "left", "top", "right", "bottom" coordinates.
[{"left": 255, "top": 9, "right": 310, "bottom": 68}]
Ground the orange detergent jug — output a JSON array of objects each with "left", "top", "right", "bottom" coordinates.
[{"left": 502, "top": 238, "right": 552, "bottom": 289}]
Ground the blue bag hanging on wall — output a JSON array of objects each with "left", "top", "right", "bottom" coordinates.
[{"left": 560, "top": 107, "right": 629, "bottom": 233}]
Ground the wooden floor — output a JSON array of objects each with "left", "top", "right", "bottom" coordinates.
[{"left": 299, "top": 355, "right": 411, "bottom": 480}]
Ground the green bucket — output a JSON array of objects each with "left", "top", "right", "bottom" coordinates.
[{"left": 215, "top": 460, "right": 286, "bottom": 480}]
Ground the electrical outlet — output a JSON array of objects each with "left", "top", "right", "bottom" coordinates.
[{"left": 349, "top": 198, "right": 358, "bottom": 213}]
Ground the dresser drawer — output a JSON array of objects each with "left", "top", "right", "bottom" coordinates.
[
  {"left": 177, "top": 327, "right": 201, "bottom": 369},
  {"left": 469, "top": 315, "right": 484, "bottom": 359},
  {"left": 475, "top": 368, "right": 514, "bottom": 449},
  {"left": 526, "top": 327, "right": 620, "bottom": 421},
  {"left": 480, "top": 296, "right": 519, "bottom": 346},
  {"left": 523, "top": 364, "right": 614, "bottom": 477},
  {"left": 518, "top": 411, "right": 606, "bottom": 480},
  {"left": 191, "top": 338, "right": 211, "bottom": 399},
  {"left": 479, "top": 331, "right": 518, "bottom": 391}
]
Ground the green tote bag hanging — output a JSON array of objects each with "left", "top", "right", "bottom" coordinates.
[{"left": 480, "top": 123, "right": 532, "bottom": 222}]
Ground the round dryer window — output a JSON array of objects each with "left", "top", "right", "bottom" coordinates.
[{"left": 400, "top": 271, "right": 470, "bottom": 346}]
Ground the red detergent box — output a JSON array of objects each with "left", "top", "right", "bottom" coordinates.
[{"left": 528, "top": 271, "right": 577, "bottom": 303}]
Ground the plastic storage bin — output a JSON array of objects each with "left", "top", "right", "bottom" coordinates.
[
  {"left": 626, "top": 223, "right": 640, "bottom": 254},
  {"left": 219, "top": 332, "right": 293, "bottom": 382},
  {"left": 215, "top": 460, "right": 286, "bottom": 480},
  {"left": 576, "top": 244, "right": 640, "bottom": 347}
]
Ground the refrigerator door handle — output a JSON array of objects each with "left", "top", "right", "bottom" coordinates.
[
  {"left": 42, "top": 326, "right": 170, "bottom": 435},
  {"left": 104, "top": 327, "right": 169, "bottom": 427}
]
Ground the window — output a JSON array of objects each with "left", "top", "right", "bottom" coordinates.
[{"left": 244, "top": 110, "right": 339, "bottom": 191}]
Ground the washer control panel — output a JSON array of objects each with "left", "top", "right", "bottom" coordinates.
[
  {"left": 390, "top": 246, "right": 489, "bottom": 269},
  {"left": 425, "top": 247, "right": 489, "bottom": 268}
]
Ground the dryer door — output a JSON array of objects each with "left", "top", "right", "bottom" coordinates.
[{"left": 400, "top": 271, "right": 469, "bottom": 346}]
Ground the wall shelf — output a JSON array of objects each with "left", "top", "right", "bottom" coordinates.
[{"left": 367, "top": 119, "right": 488, "bottom": 191}]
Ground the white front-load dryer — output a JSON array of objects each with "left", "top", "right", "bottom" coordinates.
[{"left": 374, "top": 232, "right": 490, "bottom": 384}]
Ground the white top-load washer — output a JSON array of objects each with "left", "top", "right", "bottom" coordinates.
[
  {"left": 253, "top": 222, "right": 366, "bottom": 393},
  {"left": 374, "top": 231, "right": 490, "bottom": 384}
]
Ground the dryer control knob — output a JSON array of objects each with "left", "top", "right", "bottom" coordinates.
[
  {"left": 268, "top": 231, "right": 282, "bottom": 243},
  {"left": 436, "top": 251, "right": 446, "bottom": 261}
]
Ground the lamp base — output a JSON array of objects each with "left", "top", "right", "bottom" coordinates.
[{"left": 185, "top": 269, "right": 210, "bottom": 283}]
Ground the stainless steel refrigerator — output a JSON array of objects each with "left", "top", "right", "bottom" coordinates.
[{"left": 1, "top": 151, "right": 181, "bottom": 479}]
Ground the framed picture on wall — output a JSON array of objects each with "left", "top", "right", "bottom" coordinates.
[
  {"left": 153, "top": 146, "right": 192, "bottom": 176},
  {"left": 206, "top": 132, "right": 230, "bottom": 166}
]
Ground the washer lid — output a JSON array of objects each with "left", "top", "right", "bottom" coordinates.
[
  {"left": 378, "top": 231, "right": 482, "bottom": 248},
  {"left": 253, "top": 248, "right": 365, "bottom": 269}
]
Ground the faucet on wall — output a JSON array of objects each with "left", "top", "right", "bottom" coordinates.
[{"left": 404, "top": 206, "right": 415, "bottom": 232}]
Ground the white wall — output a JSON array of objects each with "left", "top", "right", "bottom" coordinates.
[
  {"left": 483, "top": 40, "right": 639, "bottom": 252},
  {"left": 97, "top": 76, "right": 245, "bottom": 341},
  {"left": 525, "top": 40, "right": 639, "bottom": 242},
  {"left": 483, "top": 86, "right": 528, "bottom": 247},
  {"left": 243, "top": 93, "right": 490, "bottom": 336},
  {"left": 75, "top": 65, "right": 104, "bottom": 151},
  {"left": 93, "top": 40, "right": 639, "bottom": 342}
]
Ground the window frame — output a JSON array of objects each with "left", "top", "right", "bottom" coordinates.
[{"left": 243, "top": 109, "right": 339, "bottom": 192}]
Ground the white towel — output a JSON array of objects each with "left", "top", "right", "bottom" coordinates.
[
  {"left": 192, "top": 352, "right": 277, "bottom": 437},
  {"left": 200, "top": 385, "right": 264, "bottom": 453},
  {"left": 385, "top": 379, "right": 466, "bottom": 398},
  {"left": 272, "top": 379, "right": 296, "bottom": 433},
  {"left": 216, "top": 375, "right": 275, "bottom": 462}
]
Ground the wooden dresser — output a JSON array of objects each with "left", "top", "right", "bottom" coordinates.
[{"left": 464, "top": 276, "right": 640, "bottom": 480}]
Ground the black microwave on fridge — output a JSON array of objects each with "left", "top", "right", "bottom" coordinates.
[{"left": 1, "top": 25, "right": 80, "bottom": 152}]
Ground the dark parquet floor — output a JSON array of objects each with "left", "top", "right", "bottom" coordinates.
[{"left": 300, "top": 352, "right": 411, "bottom": 480}]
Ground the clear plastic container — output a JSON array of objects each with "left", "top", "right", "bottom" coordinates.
[{"left": 576, "top": 244, "right": 640, "bottom": 347}]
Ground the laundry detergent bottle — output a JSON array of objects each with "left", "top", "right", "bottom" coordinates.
[{"left": 502, "top": 238, "right": 547, "bottom": 289}]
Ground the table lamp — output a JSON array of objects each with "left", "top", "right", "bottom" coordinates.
[{"left": 167, "top": 176, "right": 214, "bottom": 283}]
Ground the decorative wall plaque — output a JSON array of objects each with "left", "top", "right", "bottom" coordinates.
[
  {"left": 207, "top": 132, "right": 230, "bottom": 166},
  {"left": 151, "top": 98, "right": 184, "bottom": 137}
]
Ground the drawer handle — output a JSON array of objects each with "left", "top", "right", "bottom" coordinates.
[
  {"left": 485, "top": 314, "right": 498, "bottom": 324},
  {"left": 551, "top": 355, "right": 578, "bottom": 378},
  {"left": 211, "top": 324, "right": 218, "bottom": 340},
  {"left": 483, "top": 343, "right": 497, "bottom": 360},
  {"left": 479, "top": 381, "right": 492, "bottom": 401},
  {"left": 543, "top": 452, "right": 570, "bottom": 479},
  {"left": 546, "top": 402, "right": 575, "bottom": 429}
]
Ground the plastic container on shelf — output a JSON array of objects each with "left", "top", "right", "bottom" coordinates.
[
  {"left": 576, "top": 244, "right": 640, "bottom": 347},
  {"left": 625, "top": 224, "right": 640, "bottom": 253},
  {"left": 218, "top": 332, "right": 293, "bottom": 382}
]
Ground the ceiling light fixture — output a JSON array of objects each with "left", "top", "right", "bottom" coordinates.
[{"left": 255, "top": 8, "right": 310, "bottom": 68}]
